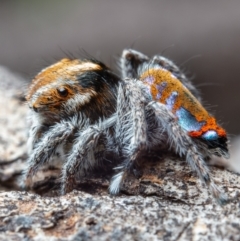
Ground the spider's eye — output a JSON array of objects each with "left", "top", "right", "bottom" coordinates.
[{"left": 57, "top": 87, "right": 68, "bottom": 97}]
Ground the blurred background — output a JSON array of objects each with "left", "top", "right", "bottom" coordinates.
[{"left": 1, "top": 0, "right": 240, "bottom": 135}]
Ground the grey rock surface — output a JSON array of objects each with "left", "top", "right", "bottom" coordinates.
[
  {"left": 0, "top": 67, "right": 240, "bottom": 241},
  {"left": 0, "top": 66, "right": 28, "bottom": 161},
  {"left": 0, "top": 67, "right": 28, "bottom": 190}
]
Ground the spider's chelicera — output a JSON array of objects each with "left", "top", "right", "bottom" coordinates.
[{"left": 23, "top": 49, "right": 229, "bottom": 204}]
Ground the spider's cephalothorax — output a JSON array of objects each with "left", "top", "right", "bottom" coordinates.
[
  {"left": 24, "top": 57, "right": 121, "bottom": 187},
  {"left": 24, "top": 50, "right": 229, "bottom": 204},
  {"left": 26, "top": 58, "right": 120, "bottom": 125}
]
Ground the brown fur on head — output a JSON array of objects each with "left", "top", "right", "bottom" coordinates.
[{"left": 27, "top": 58, "right": 120, "bottom": 124}]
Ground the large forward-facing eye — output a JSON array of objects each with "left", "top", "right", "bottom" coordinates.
[{"left": 57, "top": 87, "right": 68, "bottom": 97}]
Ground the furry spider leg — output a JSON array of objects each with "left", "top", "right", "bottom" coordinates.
[
  {"left": 147, "top": 101, "right": 227, "bottom": 204},
  {"left": 109, "top": 80, "right": 148, "bottom": 195},
  {"left": 62, "top": 114, "right": 117, "bottom": 194},
  {"left": 121, "top": 49, "right": 149, "bottom": 79},
  {"left": 23, "top": 116, "right": 84, "bottom": 185},
  {"left": 114, "top": 81, "right": 139, "bottom": 154},
  {"left": 110, "top": 79, "right": 227, "bottom": 204}
]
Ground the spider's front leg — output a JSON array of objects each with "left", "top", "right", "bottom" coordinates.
[
  {"left": 109, "top": 80, "right": 148, "bottom": 194},
  {"left": 62, "top": 114, "right": 117, "bottom": 194},
  {"left": 147, "top": 101, "right": 227, "bottom": 204},
  {"left": 22, "top": 119, "right": 77, "bottom": 188}
]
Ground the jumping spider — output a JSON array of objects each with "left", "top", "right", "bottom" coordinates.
[{"left": 23, "top": 49, "right": 229, "bottom": 204}]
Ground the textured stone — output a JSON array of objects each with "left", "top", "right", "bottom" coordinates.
[
  {"left": 0, "top": 66, "right": 28, "bottom": 190},
  {"left": 0, "top": 66, "right": 28, "bottom": 163}
]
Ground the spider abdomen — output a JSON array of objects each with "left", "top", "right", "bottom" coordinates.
[{"left": 140, "top": 68, "right": 228, "bottom": 154}]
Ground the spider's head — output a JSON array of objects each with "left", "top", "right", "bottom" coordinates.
[{"left": 27, "top": 58, "right": 120, "bottom": 124}]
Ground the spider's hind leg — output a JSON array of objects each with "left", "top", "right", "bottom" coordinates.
[
  {"left": 147, "top": 101, "right": 228, "bottom": 204},
  {"left": 121, "top": 49, "right": 149, "bottom": 79}
]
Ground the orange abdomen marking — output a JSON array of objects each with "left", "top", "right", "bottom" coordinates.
[{"left": 140, "top": 68, "right": 226, "bottom": 140}]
